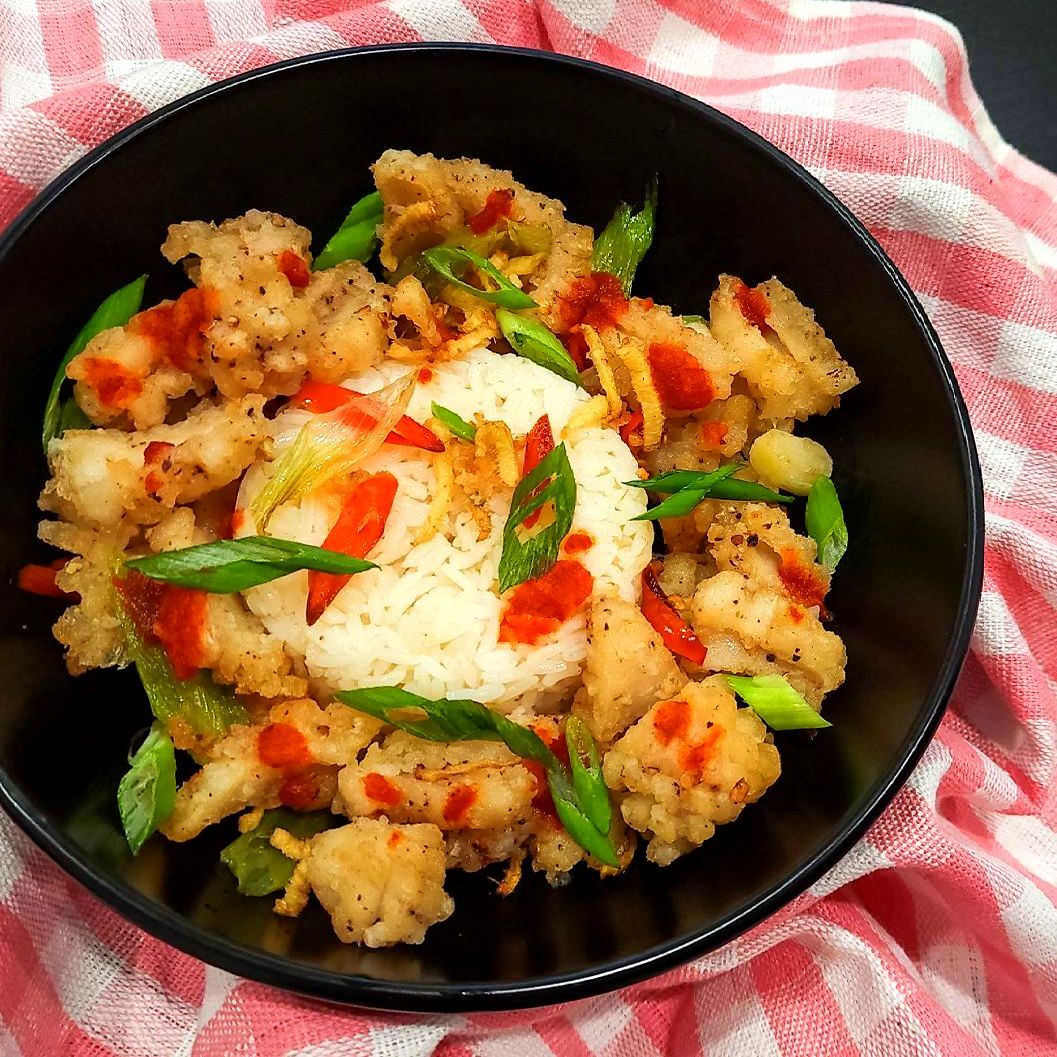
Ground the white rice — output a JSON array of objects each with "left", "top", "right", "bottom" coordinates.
[{"left": 238, "top": 348, "right": 651, "bottom": 713}]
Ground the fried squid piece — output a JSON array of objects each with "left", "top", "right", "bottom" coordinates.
[
  {"left": 299, "top": 260, "right": 391, "bottom": 383},
  {"left": 709, "top": 275, "right": 858, "bottom": 422},
  {"left": 603, "top": 677, "right": 780, "bottom": 865},
  {"left": 164, "top": 211, "right": 392, "bottom": 400},
  {"left": 690, "top": 570, "right": 846, "bottom": 706},
  {"left": 162, "top": 698, "right": 379, "bottom": 841},
  {"left": 571, "top": 592, "right": 685, "bottom": 745},
  {"left": 337, "top": 733, "right": 537, "bottom": 831},
  {"left": 40, "top": 395, "right": 267, "bottom": 532},
  {"left": 295, "top": 819, "right": 454, "bottom": 946},
  {"left": 371, "top": 149, "right": 593, "bottom": 313},
  {"left": 706, "top": 502, "right": 832, "bottom": 603},
  {"left": 37, "top": 520, "right": 125, "bottom": 674},
  {"left": 203, "top": 594, "right": 308, "bottom": 700},
  {"left": 68, "top": 212, "right": 392, "bottom": 429}
]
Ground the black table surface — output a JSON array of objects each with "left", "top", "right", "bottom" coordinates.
[{"left": 882, "top": 0, "right": 1057, "bottom": 172}]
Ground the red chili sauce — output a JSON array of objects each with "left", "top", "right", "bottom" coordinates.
[
  {"left": 276, "top": 249, "right": 311, "bottom": 289},
  {"left": 257, "top": 722, "right": 313, "bottom": 769},
  {"left": 115, "top": 569, "right": 208, "bottom": 679},
  {"left": 467, "top": 188, "right": 516, "bottom": 235},
  {"left": 647, "top": 341, "right": 715, "bottom": 411},
  {"left": 652, "top": 698, "right": 690, "bottom": 746},
  {"left": 129, "top": 287, "right": 218, "bottom": 372},
  {"left": 499, "top": 560, "right": 593, "bottom": 646},
  {"left": 652, "top": 698, "right": 722, "bottom": 776},
  {"left": 80, "top": 358, "right": 143, "bottom": 410},
  {"left": 556, "top": 272, "right": 629, "bottom": 334},
  {"left": 362, "top": 771, "right": 401, "bottom": 807},
  {"left": 699, "top": 421, "right": 729, "bottom": 450},
  {"left": 562, "top": 532, "right": 593, "bottom": 555},
  {"left": 777, "top": 547, "right": 828, "bottom": 610},
  {"left": 442, "top": 784, "right": 478, "bottom": 825},
  {"left": 732, "top": 278, "right": 772, "bottom": 333},
  {"left": 143, "top": 440, "right": 175, "bottom": 495}
]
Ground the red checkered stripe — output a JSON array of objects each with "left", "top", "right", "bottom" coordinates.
[{"left": 1, "top": 0, "right": 1056, "bottom": 1053}]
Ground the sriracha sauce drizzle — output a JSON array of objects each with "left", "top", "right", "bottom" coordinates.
[
  {"left": 129, "top": 287, "right": 218, "bottom": 372},
  {"left": 114, "top": 570, "right": 208, "bottom": 679},
  {"left": 556, "top": 272, "right": 629, "bottom": 334},
  {"left": 646, "top": 341, "right": 715, "bottom": 411},
  {"left": 467, "top": 188, "right": 516, "bottom": 235},
  {"left": 733, "top": 278, "right": 772, "bottom": 333},
  {"left": 499, "top": 560, "right": 593, "bottom": 645},
  {"left": 276, "top": 250, "right": 311, "bottom": 289}
]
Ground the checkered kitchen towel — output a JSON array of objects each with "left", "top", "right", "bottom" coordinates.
[{"left": 2, "top": 0, "right": 1056, "bottom": 1053}]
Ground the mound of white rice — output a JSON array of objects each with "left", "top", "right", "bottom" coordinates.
[{"left": 239, "top": 348, "right": 652, "bottom": 713}]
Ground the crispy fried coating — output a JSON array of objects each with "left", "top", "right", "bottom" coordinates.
[
  {"left": 302, "top": 819, "right": 454, "bottom": 946},
  {"left": 709, "top": 275, "right": 858, "bottom": 422},
  {"left": 690, "top": 570, "right": 845, "bottom": 706},
  {"left": 41, "top": 395, "right": 267, "bottom": 532},
  {"left": 68, "top": 212, "right": 391, "bottom": 429},
  {"left": 162, "top": 699, "right": 379, "bottom": 842},
  {"left": 571, "top": 592, "right": 686, "bottom": 745},
  {"left": 603, "top": 677, "right": 780, "bottom": 864},
  {"left": 338, "top": 733, "right": 536, "bottom": 832}
]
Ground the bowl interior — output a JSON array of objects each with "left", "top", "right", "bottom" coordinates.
[{"left": 0, "top": 46, "right": 980, "bottom": 1009}]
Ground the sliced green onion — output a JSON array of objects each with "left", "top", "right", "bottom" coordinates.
[
  {"left": 116, "top": 596, "right": 247, "bottom": 738},
  {"left": 431, "top": 402, "right": 476, "bottom": 442},
  {"left": 496, "top": 309, "right": 580, "bottom": 385},
  {"left": 591, "top": 179, "right": 657, "bottom": 294},
  {"left": 805, "top": 475, "right": 848, "bottom": 570},
  {"left": 498, "top": 443, "right": 577, "bottom": 593},
  {"left": 564, "top": 716, "right": 611, "bottom": 834},
  {"left": 125, "top": 536, "right": 376, "bottom": 593},
  {"left": 630, "top": 465, "right": 794, "bottom": 521},
  {"left": 220, "top": 808, "right": 335, "bottom": 896},
  {"left": 505, "top": 221, "right": 553, "bottom": 256},
  {"left": 312, "top": 191, "right": 383, "bottom": 271},
  {"left": 629, "top": 465, "right": 740, "bottom": 522},
  {"left": 393, "top": 222, "right": 554, "bottom": 283},
  {"left": 56, "top": 400, "right": 94, "bottom": 434},
  {"left": 625, "top": 465, "right": 740, "bottom": 494},
  {"left": 251, "top": 371, "right": 415, "bottom": 528},
  {"left": 632, "top": 487, "right": 711, "bottom": 521},
  {"left": 681, "top": 313, "right": 707, "bottom": 325},
  {"left": 725, "top": 674, "right": 831, "bottom": 730},
  {"left": 422, "top": 246, "right": 536, "bottom": 309},
  {"left": 709, "top": 479, "right": 794, "bottom": 504},
  {"left": 43, "top": 274, "right": 147, "bottom": 451},
  {"left": 117, "top": 723, "right": 176, "bottom": 854},
  {"left": 337, "top": 687, "right": 618, "bottom": 866}
]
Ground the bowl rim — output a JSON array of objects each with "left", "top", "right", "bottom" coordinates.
[{"left": 0, "top": 42, "right": 984, "bottom": 1012}]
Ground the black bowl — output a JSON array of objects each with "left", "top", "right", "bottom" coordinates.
[{"left": 0, "top": 44, "right": 982, "bottom": 1011}]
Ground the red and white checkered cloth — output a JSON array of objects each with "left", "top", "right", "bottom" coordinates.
[{"left": 3, "top": 0, "right": 1057, "bottom": 1053}]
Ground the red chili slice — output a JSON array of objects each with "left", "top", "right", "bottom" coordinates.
[
  {"left": 521, "top": 414, "right": 555, "bottom": 530},
  {"left": 17, "top": 560, "right": 74, "bottom": 600},
  {"left": 305, "top": 472, "right": 398, "bottom": 625},
  {"left": 288, "top": 380, "right": 443, "bottom": 453},
  {"left": 640, "top": 564, "right": 707, "bottom": 665},
  {"left": 619, "top": 410, "right": 644, "bottom": 450}
]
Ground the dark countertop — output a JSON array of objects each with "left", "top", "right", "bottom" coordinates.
[{"left": 881, "top": 0, "right": 1057, "bottom": 172}]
